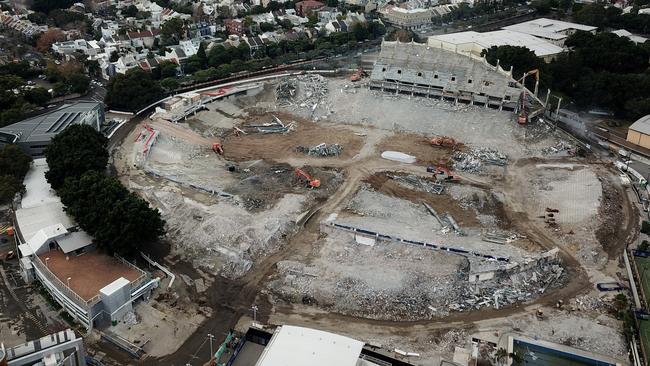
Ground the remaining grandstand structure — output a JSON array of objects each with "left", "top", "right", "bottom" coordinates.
[{"left": 369, "top": 41, "right": 525, "bottom": 110}]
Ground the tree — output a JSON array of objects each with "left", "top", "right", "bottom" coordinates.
[
  {"left": 58, "top": 171, "right": 165, "bottom": 257},
  {"left": 0, "top": 144, "right": 32, "bottom": 180},
  {"left": 36, "top": 29, "right": 65, "bottom": 53},
  {"left": 32, "top": 0, "right": 76, "bottom": 13},
  {"left": 0, "top": 175, "right": 24, "bottom": 204},
  {"left": 260, "top": 22, "right": 274, "bottom": 32},
  {"left": 44, "top": 124, "right": 109, "bottom": 189},
  {"left": 196, "top": 42, "right": 207, "bottom": 68},
  {"left": 161, "top": 17, "right": 184, "bottom": 45},
  {"left": 0, "top": 144, "right": 32, "bottom": 204},
  {"left": 67, "top": 73, "right": 90, "bottom": 94},
  {"left": 481, "top": 45, "right": 541, "bottom": 79},
  {"left": 160, "top": 77, "right": 179, "bottom": 90},
  {"left": 24, "top": 87, "right": 52, "bottom": 106},
  {"left": 109, "top": 50, "right": 119, "bottom": 62},
  {"left": 158, "top": 60, "right": 178, "bottom": 79},
  {"left": 104, "top": 68, "right": 165, "bottom": 111},
  {"left": 122, "top": 4, "right": 138, "bottom": 17}
]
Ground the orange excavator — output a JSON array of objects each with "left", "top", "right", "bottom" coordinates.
[
  {"left": 212, "top": 142, "right": 223, "bottom": 155},
  {"left": 430, "top": 136, "right": 462, "bottom": 149},
  {"left": 350, "top": 68, "right": 367, "bottom": 82},
  {"left": 295, "top": 168, "right": 320, "bottom": 188}
]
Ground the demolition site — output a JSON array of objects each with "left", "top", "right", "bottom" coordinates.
[{"left": 92, "top": 40, "right": 637, "bottom": 365}]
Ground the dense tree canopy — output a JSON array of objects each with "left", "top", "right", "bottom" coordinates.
[
  {"left": 0, "top": 145, "right": 32, "bottom": 204},
  {"left": 59, "top": 171, "right": 165, "bottom": 257},
  {"left": 44, "top": 124, "right": 109, "bottom": 189},
  {"left": 483, "top": 31, "right": 650, "bottom": 119},
  {"left": 105, "top": 68, "right": 165, "bottom": 111}
]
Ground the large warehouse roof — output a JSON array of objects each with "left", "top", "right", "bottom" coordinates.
[
  {"left": 0, "top": 102, "right": 101, "bottom": 143},
  {"left": 629, "top": 115, "right": 650, "bottom": 135},
  {"left": 429, "top": 30, "right": 564, "bottom": 57},
  {"left": 255, "top": 326, "right": 365, "bottom": 366},
  {"left": 502, "top": 18, "right": 596, "bottom": 41}
]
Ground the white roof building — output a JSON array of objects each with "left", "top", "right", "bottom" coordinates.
[
  {"left": 429, "top": 29, "right": 564, "bottom": 61},
  {"left": 612, "top": 29, "right": 647, "bottom": 44},
  {"left": 502, "top": 18, "right": 597, "bottom": 46},
  {"left": 255, "top": 326, "right": 365, "bottom": 366}
]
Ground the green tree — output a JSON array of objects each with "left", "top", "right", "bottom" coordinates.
[
  {"left": 0, "top": 144, "right": 32, "bottom": 203},
  {"left": 260, "top": 22, "right": 274, "bottom": 32},
  {"left": 481, "top": 45, "right": 541, "bottom": 79},
  {"left": 158, "top": 60, "right": 179, "bottom": 79},
  {"left": 24, "top": 87, "right": 52, "bottom": 107},
  {"left": 161, "top": 17, "right": 184, "bottom": 45},
  {"left": 104, "top": 68, "right": 165, "bottom": 111},
  {"left": 59, "top": 171, "right": 165, "bottom": 257},
  {"left": 0, "top": 175, "right": 24, "bottom": 204},
  {"left": 196, "top": 42, "right": 207, "bottom": 68},
  {"left": 67, "top": 73, "right": 90, "bottom": 94},
  {"left": 122, "top": 4, "right": 138, "bottom": 17},
  {"left": 44, "top": 124, "right": 109, "bottom": 189},
  {"left": 0, "top": 144, "right": 32, "bottom": 180},
  {"left": 160, "top": 77, "right": 179, "bottom": 90}
]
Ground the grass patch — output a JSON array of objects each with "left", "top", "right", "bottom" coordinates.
[
  {"left": 640, "top": 320, "right": 650, "bottom": 363},
  {"left": 636, "top": 257, "right": 650, "bottom": 307}
]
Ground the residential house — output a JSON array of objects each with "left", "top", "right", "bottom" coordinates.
[
  {"left": 317, "top": 7, "right": 342, "bottom": 23},
  {"left": 225, "top": 18, "right": 245, "bottom": 35},
  {"left": 382, "top": 6, "right": 432, "bottom": 30},
  {"left": 244, "top": 35, "right": 265, "bottom": 56},
  {"left": 295, "top": 0, "right": 325, "bottom": 16},
  {"left": 127, "top": 29, "right": 160, "bottom": 48},
  {"left": 325, "top": 19, "right": 348, "bottom": 33}
]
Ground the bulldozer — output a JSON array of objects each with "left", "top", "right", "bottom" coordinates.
[{"left": 295, "top": 168, "right": 321, "bottom": 188}]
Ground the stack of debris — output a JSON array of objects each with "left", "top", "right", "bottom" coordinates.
[
  {"left": 542, "top": 140, "right": 574, "bottom": 155},
  {"left": 296, "top": 143, "right": 343, "bottom": 157},
  {"left": 390, "top": 174, "right": 445, "bottom": 195},
  {"left": 276, "top": 79, "right": 297, "bottom": 104},
  {"left": 241, "top": 115, "right": 296, "bottom": 134},
  {"left": 452, "top": 147, "right": 507, "bottom": 173}
]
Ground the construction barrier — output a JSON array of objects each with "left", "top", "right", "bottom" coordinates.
[{"left": 326, "top": 222, "right": 510, "bottom": 262}]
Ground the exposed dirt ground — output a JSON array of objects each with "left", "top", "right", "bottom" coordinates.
[
  {"left": 376, "top": 133, "right": 456, "bottom": 166},
  {"left": 223, "top": 112, "right": 364, "bottom": 162}
]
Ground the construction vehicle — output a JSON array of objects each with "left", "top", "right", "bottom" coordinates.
[
  {"left": 350, "top": 68, "right": 367, "bottom": 82},
  {"left": 212, "top": 143, "right": 224, "bottom": 155},
  {"left": 516, "top": 89, "right": 528, "bottom": 125},
  {"left": 430, "top": 136, "right": 462, "bottom": 149},
  {"left": 427, "top": 166, "right": 457, "bottom": 182},
  {"left": 294, "top": 168, "right": 321, "bottom": 188},
  {"left": 515, "top": 69, "right": 541, "bottom": 125}
]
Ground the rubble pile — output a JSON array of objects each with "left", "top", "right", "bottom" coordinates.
[
  {"left": 296, "top": 143, "right": 343, "bottom": 157},
  {"left": 452, "top": 147, "right": 507, "bottom": 173},
  {"left": 276, "top": 75, "right": 332, "bottom": 119},
  {"left": 276, "top": 79, "right": 297, "bottom": 104},
  {"left": 241, "top": 115, "right": 296, "bottom": 134},
  {"left": 389, "top": 174, "right": 445, "bottom": 195},
  {"left": 453, "top": 258, "right": 566, "bottom": 312},
  {"left": 542, "top": 140, "right": 574, "bottom": 155}
]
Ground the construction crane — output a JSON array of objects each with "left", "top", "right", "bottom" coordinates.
[
  {"left": 294, "top": 168, "right": 320, "bottom": 188},
  {"left": 518, "top": 69, "right": 540, "bottom": 96}
]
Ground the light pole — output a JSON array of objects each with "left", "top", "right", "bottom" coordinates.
[
  {"left": 207, "top": 333, "right": 214, "bottom": 357},
  {"left": 67, "top": 277, "right": 71, "bottom": 287},
  {"left": 45, "top": 257, "right": 50, "bottom": 267},
  {"left": 251, "top": 304, "right": 259, "bottom": 323}
]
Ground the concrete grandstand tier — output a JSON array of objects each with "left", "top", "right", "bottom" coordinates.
[{"left": 370, "top": 41, "right": 522, "bottom": 110}]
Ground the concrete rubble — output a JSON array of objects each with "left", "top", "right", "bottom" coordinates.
[
  {"left": 276, "top": 74, "right": 331, "bottom": 118},
  {"left": 296, "top": 143, "right": 343, "bottom": 157},
  {"left": 390, "top": 174, "right": 445, "bottom": 195},
  {"left": 452, "top": 147, "right": 507, "bottom": 173}
]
